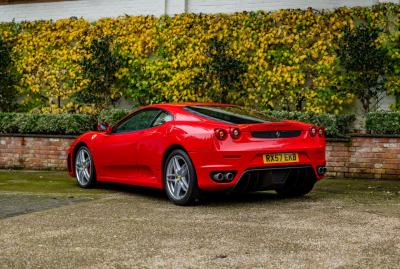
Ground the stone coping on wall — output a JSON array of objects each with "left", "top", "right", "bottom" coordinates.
[
  {"left": 350, "top": 133, "right": 400, "bottom": 138},
  {"left": 326, "top": 137, "right": 351, "bottom": 142},
  {"left": 0, "top": 133, "right": 77, "bottom": 139}
]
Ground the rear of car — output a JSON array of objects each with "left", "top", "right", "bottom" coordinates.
[{"left": 181, "top": 105, "right": 326, "bottom": 195}]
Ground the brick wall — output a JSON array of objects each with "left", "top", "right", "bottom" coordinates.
[
  {"left": 0, "top": 135, "right": 74, "bottom": 170},
  {"left": 0, "top": 134, "right": 399, "bottom": 179},
  {"left": 326, "top": 136, "right": 400, "bottom": 180}
]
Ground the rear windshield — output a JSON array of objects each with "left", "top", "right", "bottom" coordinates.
[{"left": 185, "top": 106, "right": 275, "bottom": 124}]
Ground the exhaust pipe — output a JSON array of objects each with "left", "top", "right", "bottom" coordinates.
[
  {"left": 213, "top": 173, "right": 224, "bottom": 181},
  {"left": 225, "top": 172, "right": 234, "bottom": 181},
  {"left": 317, "top": 166, "right": 327, "bottom": 175}
]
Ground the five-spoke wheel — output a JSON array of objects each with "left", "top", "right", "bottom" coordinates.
[
  {"left": 164, "top": 149, "right": 199, "bottom": 205},
  {"left": 75, "top": 146, "right": 96, "bottom": 188}
]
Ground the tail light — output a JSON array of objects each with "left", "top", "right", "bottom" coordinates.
[
  {"left": 318, "top": 127, "right": 325, "bottom": 137},
  {"left": 214, "top": 128, "right": 228, "bottom": 140},
  {"left": 310, "top": 126, "right": 324, "bottom": 137},
  {"left": 230, "top": 128, "right": 241, "bottom": 139},
  {"left": 310, "top": 127, "right": 317, "bottom": 137}
]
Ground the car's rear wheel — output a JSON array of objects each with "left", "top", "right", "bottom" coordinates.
[
  {"left": 164, "top": 149, "right": 199, "bottom": 205},
  {"left": 75, "top": 146, "right": 96, "bottom": 188},
  {"left": 276, "top": 177, "right": 316, "bottom": 197}
]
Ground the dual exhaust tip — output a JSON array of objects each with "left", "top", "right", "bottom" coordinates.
[
  {"left": 212, "top": 172, "right": 235, "bottom": 182},
  {"left": 317, "top": 166, "right": 327, "bottom": 176}
]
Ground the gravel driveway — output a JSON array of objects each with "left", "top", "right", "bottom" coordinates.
[{"left": 0, "top": 171, "right": 399, "bottom": 268}]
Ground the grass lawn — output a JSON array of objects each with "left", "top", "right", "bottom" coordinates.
[
  {"left": 0, "top": 169, "right": 399, "bottom": 200},
  {"left": 0, "top": 169, "right": 110, "bottom": 195}
]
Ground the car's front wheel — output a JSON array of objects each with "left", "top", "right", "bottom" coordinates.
[
  {"left": 74, "top": 146, "right": 96, "bottom": 188},
  {"left": 164, "top": 149, "right": 199, "bottom": 205}
]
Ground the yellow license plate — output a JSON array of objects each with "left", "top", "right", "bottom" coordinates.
[{"left": 263, "top": 153, "right": 299, "bottom": 164}]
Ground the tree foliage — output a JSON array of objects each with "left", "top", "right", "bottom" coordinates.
[
  {"left": 73, "top": 36, "right": 122, "bottom": 110},
  {"left": 337, "top": 24, "right": 389, "bottom": 112},
  {"left": 0, "top": 37, "right": 17, "bottom": 111},
  {"left": 204, "top": 38, "right": 247, "bottom": 103},
  {"left": 0, "top": 3, "right": 399, "bottom": 113}
]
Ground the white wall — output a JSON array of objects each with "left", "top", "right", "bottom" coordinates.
[
  {"left": 0, "top": 0, "right": 166, "bottom": 22},
  {"left": 0, "top": 0, "right": 397, "bottom": 22},
  {"left": 187, "top": 0, "right": 380, "bottom": 13}
]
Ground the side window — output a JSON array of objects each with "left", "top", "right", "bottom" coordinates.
[
  {"left": 113, "top": 109, "right": 160, "bottom": 133},
  {"left": 152, "top": 111, "right": 173, "bottom": 127}
]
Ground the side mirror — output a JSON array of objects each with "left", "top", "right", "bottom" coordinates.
[{"left": 97, "top": 120, "right": 111, "bottom": 133}]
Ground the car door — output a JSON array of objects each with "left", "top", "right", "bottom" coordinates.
[
  {"left": 135, "top": 111, "right": 174, "bottom": 181},
  {"left": 92, "top": 108, "right": 162, "bottom": 182}
]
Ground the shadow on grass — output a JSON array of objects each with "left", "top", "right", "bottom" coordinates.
[
  {"left": 96, "top": 181, "right": 167, "bottom": 201},
  {"left": 2, "top": 169, "right": 398, "bottom": 206}
]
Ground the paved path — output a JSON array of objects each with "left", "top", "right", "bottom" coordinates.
[
  {"left": 0, "top": 193, "right": 91, "bottom": 219},
  {"left": 0, "top": 182, "right": 399, "bottom": 269}
]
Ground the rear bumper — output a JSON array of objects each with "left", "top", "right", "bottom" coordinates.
[
  {"left": 232, "top": 165, "right": 316, "bottom": 193},
  {"left": 189, "top": 149, "right": 325, "bottom": 191}
]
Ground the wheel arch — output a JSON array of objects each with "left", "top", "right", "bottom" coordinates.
[
  {"left": 161, "top": 144, "right": 198, "bottom": 189},
  {"left": 73, "top": 142, "right": 88, "bottom": 158},
  {"left": 71, "top": 142, "right": 89, "bottom": 173},
  {"left": 162, "top": 144, "right": 189, "bottom": 172}
]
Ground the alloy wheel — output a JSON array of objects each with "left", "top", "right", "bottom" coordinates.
[
  {"left": 75, "top": 147, "right": 92, "bottom": 186},
  {"left": 166, "top": 155, "right": 190, "bottom": 200}
]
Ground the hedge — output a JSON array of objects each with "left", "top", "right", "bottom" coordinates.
[
  {"left": 0, "top": 110, "right": 355, "bottom": 137},
  {"left": 366, "top": 112, "right": 400, "bottom": 134},
  {"left": 0, "top": 110, "right": 130, "bottom": 135},
  {"left": 266, "top": 111, "right": 355, "bottom": 137},
  {"left": 0, "top": 113, "right": 96, "bottom": 135}
]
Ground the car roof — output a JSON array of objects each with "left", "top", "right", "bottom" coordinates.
[
  {"left": 110, "top": 103, "right": 237, "bottom": 127},
  {"left": 148, "top": 102, "right": 236, "bottom": 109},
  {"left": 129, "top": 103, "right": 237, "bottom": 119}
]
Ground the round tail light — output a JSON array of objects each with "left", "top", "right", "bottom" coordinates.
[
  {"left": 230, "top": 128, "right": 241, "bottom": 139},
  {"left": 214, "top": 128, "right": 228, "bottom": 140},
  {"left": 318, "top": 127, "right": 325, "bottom": 137},
  {"left": 310, "top": 127, "right": 317, "bottom": 137}
]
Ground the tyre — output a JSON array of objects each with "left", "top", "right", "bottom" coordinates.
[
  {"left": 276, "top": 177, "right": 316, "bottom": 197},
  {"left": 74, "top": 146, "right": 96, "bottom": 188},
  {"left": 164, "top": 149, "right": 199, "bottom": 205}
]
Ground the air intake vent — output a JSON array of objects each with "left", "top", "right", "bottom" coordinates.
[{"left": 252, "top": 130, "right": 301, "bottom": 139}]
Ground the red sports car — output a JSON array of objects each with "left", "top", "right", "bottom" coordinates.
[{"left": 67, "top": 103, "right": 326, "bottom": 205}]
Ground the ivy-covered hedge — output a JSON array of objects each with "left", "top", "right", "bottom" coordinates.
[
  {"left": 0, "top": 110, "right": 355, "bottom": 137},
  {"left": 366, "top": 112, "right": 400, "bottom": 134},
  {"left": 0, "top": 113, "right": 96, "bottom": 135},
  {"left": 0, "top": 3, "right": 399, "bottom": 114},
  {"left": 266, "top": 111, "right": 355, "bottom": 137}
]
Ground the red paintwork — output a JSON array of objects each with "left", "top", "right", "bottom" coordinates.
[{"left": 67, "top": 103, "right": 326, "bottom": 191}]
